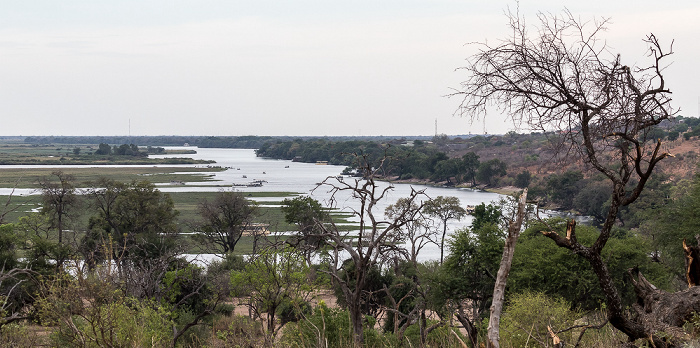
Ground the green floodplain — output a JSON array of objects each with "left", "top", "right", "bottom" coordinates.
[{"left": 0, "top": 143, "right": 210, "bottom": 165}]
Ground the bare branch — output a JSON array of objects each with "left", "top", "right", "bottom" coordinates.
[{"left": 455, "top": 8, "right": 678, "bottom": 345}]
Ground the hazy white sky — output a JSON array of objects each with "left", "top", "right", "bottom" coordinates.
[{"left": 1, "top": 1, "right": 699, "bottom": 136}]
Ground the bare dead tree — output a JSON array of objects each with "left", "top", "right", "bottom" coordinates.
[
  {"left": 313, "top": 154, "right": 428, "bottom": 346},
  {"left": 454, "top": 7, "right": 687, "bottom": 346}
]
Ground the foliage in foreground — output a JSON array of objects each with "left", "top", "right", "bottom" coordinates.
[
  {"left": 509, "top": 220, "right": 672, "bottom": 310},
  {"left": 500, "top": 292, "right": 626, "bottom": 348},
  {"left": 36, "top": 275, "right": 174, "bottom": 347},
  {"left": 279, "top": 301, "right": 465, "bottom": 348}
]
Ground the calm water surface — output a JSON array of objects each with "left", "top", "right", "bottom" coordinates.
[
  {"left": 5, "top": 147, "right": 505, "bottom": 262},
  {"left": 156, "top": 148, "right": 503, "bottom": 261}
]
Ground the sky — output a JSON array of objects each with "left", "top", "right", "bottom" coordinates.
[{"left": 1, "top": 1, "right": 699, "bottom": 137}]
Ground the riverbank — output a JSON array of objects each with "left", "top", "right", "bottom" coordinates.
[
  {"left": 385, "top": 176, "right": 522, "bottom": 196},
  {"left": 482, "top": 185, "right": 522, "bottom": 196}
]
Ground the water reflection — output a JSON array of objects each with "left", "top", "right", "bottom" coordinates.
[{"left": 4, "top": 147, "right": 508, "bottom": 262}]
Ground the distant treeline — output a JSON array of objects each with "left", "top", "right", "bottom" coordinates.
[
  {"left": 23, "top": 136, "right": 275, "bottom": 148},
  {"left": 21, "top": 135, "right": 447, "bottom": 148},
  {"left": 256, "top": 138, "right": 507, "bottom": 186}
]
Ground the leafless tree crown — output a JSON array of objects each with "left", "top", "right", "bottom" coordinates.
[
  {"left": 454, "top": 9, "right": 676, "bottom": 180},
  {"left": 454, "top": 8, "right": 687, "bottom": 345}
]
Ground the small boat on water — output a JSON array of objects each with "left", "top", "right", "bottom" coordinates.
[{"left": 233, "top": 179, "right": 268, "bottom": 187}]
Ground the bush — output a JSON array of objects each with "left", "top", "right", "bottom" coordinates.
[
  {"left": 515, "top": 170, "right": 531, "bottom": 188},
  {"left": 280, "top": 302, "right": 390, "bottom": 348},
  {"left": 277, "top": 298, "right": 312, "bottom": 327},
  {"left": 37, "top": 276, "right": 174, "bottom": 348},
  {"left": 402, "top": 322, "right": 469, "bottom": 347},
  {"left": 668, "top": 130, "right": 680, "bottom": 141},
  {"left": 0, "top": 323, "right": 44, "bottom": 347},
  {"left": 210, "top": 253, "right": 247, "bottom": 273},
  {"left": 280, "top": 301, "right": 472, "bottom": 347},
  {"left": 509, "top": 221, "right": 671, "bottom": 310},
  {"left": 500, "top": 292, "right": 579, "bottom": 348},
  {"left": 49, "top": 297, "right": 173, "bottom": 347},
  {"left": 280, "top": 302, "right": 354, "bottom": 347},
  {"left": 173, "top": 309, "right": 211, "bottom": 347},
  {"left": 212, "top": 315, "right": 265, "bottom": 347},
  {"left": 161, "top": 261, "right": 211, "bottom": 313}
]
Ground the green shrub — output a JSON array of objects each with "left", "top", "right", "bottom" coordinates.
[
  {"left": 49, "top": 297, "right": 173, "bottom": 347},
  {"left": 280, "top": 301, "right": 387, "bottom": 348},
  {"left": 173, "top": 309, "right": 212, "bottom": 347},
  {"left": 401, "top": 322, "right": 469, "bottom": 347},
  {"left": 37, "top": 276, "right": 174, "bottom": 348},
  {"left": 212, "top": 315, "right": 265, "bottom": 347},
  {"left": 277, "top": 298, "right": 312, "bottom": 327},
  {"left": 280, "top": 302, "right": 467, "bottom": 348},
  {"left": 500, "top": 292, "right": 578, "bottom": 348},
  {"left": 0, "top": 323, "right": 44, "bottom": 347}
]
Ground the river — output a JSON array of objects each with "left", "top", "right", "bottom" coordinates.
[
  {"left": 4, "top": 147, "right": 506, "bottom": 262},
  {"left": 150, "top": 147, "right": 502, "bottom": 224},
  {"left": 153, "top": 147, "right": 504, "bottom": 262}
]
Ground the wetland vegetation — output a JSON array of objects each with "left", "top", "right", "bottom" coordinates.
[
  {"left": 0, "top": 166, "right": 224, "bottom": 188},
  {"left": 0, "top": 143, "right": 212, "bottom": 165}
]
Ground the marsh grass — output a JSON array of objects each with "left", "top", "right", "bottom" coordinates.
[
  {"left": 0, "top": 144, "right": 211, "bottom": 165},
  {"left": 0, "top": 167, "right": 226, "bottom": 188}
]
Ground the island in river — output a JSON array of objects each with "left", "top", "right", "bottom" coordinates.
[{"left": 0, "top": 143, "right": 212, "bottom": 165}]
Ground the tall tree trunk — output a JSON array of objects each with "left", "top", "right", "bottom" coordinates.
[
  {"left": 486, "top": 189, "right": 527, "bottom": 348},
  {"left": 349, "top": 300, "right": 364, "bottom": 347},
  {"left": 455, "top": 310, "right": 478, "bottom": 348},
  {"left": 420, "top": 309, "right": 427, "bottom": 347},
  {"left": 440, "top": 223, "right": 447, "bottom": 265},
  {"left": 57, "top": 212, "right": 63, "bottom": 244}
]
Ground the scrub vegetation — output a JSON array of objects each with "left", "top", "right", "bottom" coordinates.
[{"left": 5, "top": 8, "right": 700, "bottom": 348}]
